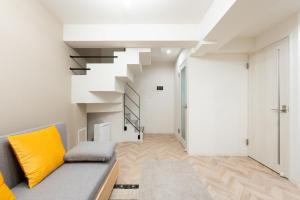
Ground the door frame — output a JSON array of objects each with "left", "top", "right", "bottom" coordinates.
[
  {"left": 178, "top": 62, "right": 188, "bottom": 149},
  {"left": 248, "top": 37, "right": 290, "bottom": 177}
]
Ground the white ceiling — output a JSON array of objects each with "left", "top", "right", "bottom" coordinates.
[
  {"left": 239, "top": 0, "right": 300, "bottom": 37},
  {"left": 39, "top": 0, "right": 213, "bottom": 24},
  {"left": 151, "top": 48, "right": 181, "bottom": 63},
  {"left": 193, "top": 0, "right": 300, "bottom": 56}
]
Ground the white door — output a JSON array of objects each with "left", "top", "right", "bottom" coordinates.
[{"left": 248, "top": 38, "right": 289, "bottom": 176}]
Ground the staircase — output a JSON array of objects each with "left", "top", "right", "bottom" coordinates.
[{"left": 71, "top": 48, "right": 151, "bottom": 142}]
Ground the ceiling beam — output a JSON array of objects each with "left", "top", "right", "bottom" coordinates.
[{"left": 64, "top": 24, "right": 200, "bottom": 48}]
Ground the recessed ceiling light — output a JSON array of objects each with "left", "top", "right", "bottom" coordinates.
[
  {"left": 122, "top": 0, "right": 133, "bottom": 9},
  {"left": 166, "top": 49, "right": 172, "bottom": 54}
]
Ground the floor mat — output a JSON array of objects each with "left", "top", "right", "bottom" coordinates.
[
  {"left": 139, "top": 160, "right": 213, "bottom": 200},
  {"left": 110, "top": 184, "right": 139, "bottom": 200}
]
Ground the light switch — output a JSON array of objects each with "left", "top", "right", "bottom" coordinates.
[{"left": 157, "top": 86, "right": 163, "bottom": 90}]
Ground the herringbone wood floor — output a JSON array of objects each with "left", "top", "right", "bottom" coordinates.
[{"left": 116, "top": 134, "right": 300, "bottom": 200}]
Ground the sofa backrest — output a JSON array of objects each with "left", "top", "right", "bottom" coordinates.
[{"left": 0, "top": 122, "right": 67, "bottom": 189}]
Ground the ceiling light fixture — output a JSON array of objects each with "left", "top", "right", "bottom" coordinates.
[
  {"left": 166, "top": 49, "right": 172, "bottom": 54},
  {"left": 122, "top": 0, "right": 133, "bottom": 9}
]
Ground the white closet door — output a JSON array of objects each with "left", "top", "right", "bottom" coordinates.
[{"left": 248, "top": 38, "right": 289, "bottom": 176}]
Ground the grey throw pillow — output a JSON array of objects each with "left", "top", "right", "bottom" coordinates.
[{"left": 64, "top": 141, "right": 116, "bottom": 162}]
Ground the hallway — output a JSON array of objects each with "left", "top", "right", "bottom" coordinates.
[{"left": 116, "top": 134, "right": 300, "bottom": 200}]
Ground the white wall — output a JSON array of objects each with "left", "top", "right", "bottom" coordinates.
[
  {"left": 0, "top": 0, "right": 86, "bottom": 148},
  {"left": 186, "top": 54, "right": 248, "bottom": 155},
  {"left": 133, "top": 63, "right": 175, "bottom": 134}
]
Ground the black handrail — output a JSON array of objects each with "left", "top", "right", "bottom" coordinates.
[
  {"left": 70, "top": 55, "right": 118, "bottom": 59},
  {"left": 70, "top": 49, "right": 126, "bottom": 73},
  {"left": 123, "top": 94, "right": 126, "bottom": 131},
  {"left": 125, "top": 105, "right": 140, "bottom": 120},
  {"left": 125, "top": 117, "right": 140, "bottom": 132},
  {"left": 70, "top": 68, "right": 91, "bottom": 70},
  {"left": 125, "top": 94, "right": 140, "bottom": 108},
  {"left": 126, "top": 84, "right": 140, "bottom": 98}
]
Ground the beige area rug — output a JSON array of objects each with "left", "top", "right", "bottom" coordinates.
[
  {"left": 139, "top": 160, "right": 213, "bottom": 200},
  {"left": 110, "top": 188, "right": 138, "bottom": 200}
]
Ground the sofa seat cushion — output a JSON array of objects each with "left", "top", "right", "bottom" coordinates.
[{"left": 12, "top": 155, "right": 116, "bottom": 200}]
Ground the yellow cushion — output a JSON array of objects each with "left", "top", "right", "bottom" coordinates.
[
  {"left": 8, "top": 125, "right": 65, "bottom": 188},
  {"left": 0, "top": 172, "right": 16, "bottom": 200}
]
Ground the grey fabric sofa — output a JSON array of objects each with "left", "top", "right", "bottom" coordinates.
[{"left": 0, "top": 123, "right": 119, "bottom": 200}]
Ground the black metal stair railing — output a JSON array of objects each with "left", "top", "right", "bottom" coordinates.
[
  {"left": 124, "top": 84, "right": 141, "bottom": 140},
  {"left": 69, "top": 48, "right": 126, "bottom": 72},
  {"left": 69, "top": 55, "right": 118, "bottom": 71}
]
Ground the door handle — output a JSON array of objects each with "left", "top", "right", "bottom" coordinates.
[{"left": 271, "top": 105, "right": 289, "bottom": 113}]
